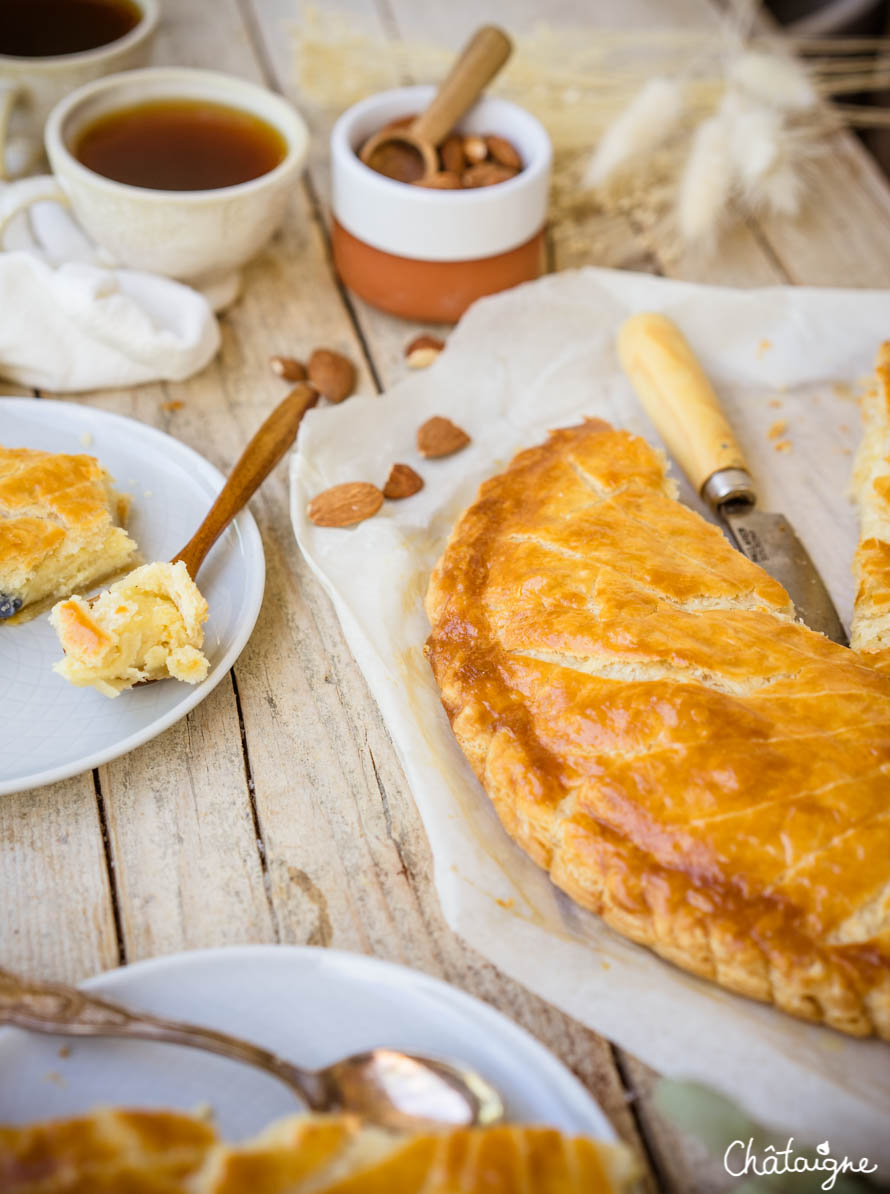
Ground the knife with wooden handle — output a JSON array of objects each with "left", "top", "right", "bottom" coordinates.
[{"left": 618, "top": 311, "right": 848, "bottom": 645}]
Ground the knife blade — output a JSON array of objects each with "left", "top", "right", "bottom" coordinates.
[{"left": 617, "top": 312, "right": 848, "bottom": 645}]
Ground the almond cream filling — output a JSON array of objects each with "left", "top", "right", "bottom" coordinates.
[{"left": 50, "top": 560, "right": 209, "bottom": 698}]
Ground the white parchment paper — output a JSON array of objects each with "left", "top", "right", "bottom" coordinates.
[{"left": 290, "top": 268, "right": 890, "bottom": 1162}]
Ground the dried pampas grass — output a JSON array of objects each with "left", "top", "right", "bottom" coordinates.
[
  {"left": 583, "top": 77, "right": 685, "bottom": 188},
  {"left": 678, "top": 113, "right": 734, "bottom": 247}
]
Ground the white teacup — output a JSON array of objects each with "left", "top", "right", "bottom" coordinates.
[
  {"left": 37, "top": 67, "right": 309, "bottom": 308},
  {"left": 0, "top": 0, "right": 158, "bottom": 177}
]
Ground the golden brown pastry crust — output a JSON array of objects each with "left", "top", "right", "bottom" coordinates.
[
  {"left": 0, "top": 446, "right": 136, "bottom": 614},
  {"left": 852, "top": 342, "right": 890, "bottom": 671},
  {"left": 425, "top": 418, "right": 890, "bottom": 1039},
  {"left": 0, "top": 1107, "right": 216, "bottom": 1193},
  {"left": 0, "top": 1111, "right": 636, "bottom": 1193}
]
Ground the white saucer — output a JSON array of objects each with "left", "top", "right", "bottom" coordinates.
[
  {"left": 0, "top": 398, "right": 265, "bottom": 795},
  {"left": 0, "top": 945, "right": 616, "bottom": 1141}
]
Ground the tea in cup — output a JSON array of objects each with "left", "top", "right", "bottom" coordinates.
[
  {"left": 33, "top": 67, "right": 309, "bottom": 308},
  {"left": 0, "top": 0, "right": 158, "bottom": 177}
]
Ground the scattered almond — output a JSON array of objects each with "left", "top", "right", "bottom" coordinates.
[
  {"left": 462, "top": 134, "right": 488, "bottom": 164},
  {"left": 405, "top": 334, "right": 445, "bottom": 368},
  {"left": 270, "top": 355, "right": 307, "bottom": 381},
  {"left": 416, "top": 170, "right": 462, "bottom": 189},
  {"left": 462, "top": 162, "right": 518, "bottom": 188},
  {"left": 308, "top": 481, "right": 383, "bottom": 527},
  {"left": 308, "top": 348, "right": 356, "bottom": 404},
  {"left": 486, "top": 134, "right": 522, "bottom": 170},
  {"left": 440, "top": 133, "right": 466, "bottom": 174},
  {"left": 162, "top": 400, "right": 184, "bottom": 412},
  {"left": 383, "top": 463, "right": 424, "bottom": 499},
  {"left": 417, "top": 416, "right": 471, "bottom": 458}
]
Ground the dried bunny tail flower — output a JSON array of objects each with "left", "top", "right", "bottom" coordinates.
[
  {"left": 727, "top": 101, "right": 805, "bottom": 217},
  {"left": 583, "top": 76, "right": 686, "bottom": 188},
  {"left": 728, "top": 50, "right": 816, "bottom": 113},
  {"left": 748, "top": 156, "right": 805, "bottom": 217},
  {"left": 726, "top": 100, "right": 784, "bottom": 182},
  {"left": 677, "top": 111, "right": 734, "bottom": 247}
]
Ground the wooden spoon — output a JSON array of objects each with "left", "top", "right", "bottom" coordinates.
[
  {"left": 171, "top": 382, "right": 318, "bottom": 582},
  {"left": 84, "top": 383, "right": 317, "bottom": 641},
  {"left": 359, "top": 25, "right": 512, "bottom": 183}
]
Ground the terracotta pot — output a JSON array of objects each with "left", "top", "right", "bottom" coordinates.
[{"left": 330, "top": 85, "right": 552, "bottom": 323}]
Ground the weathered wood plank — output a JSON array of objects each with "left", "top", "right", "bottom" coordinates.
[
  {"left": 0, "top": 774, "right": 119, "bottom": 984},
  {"left": 242, "top": 0, "right": 660, "bottom": 1183}
]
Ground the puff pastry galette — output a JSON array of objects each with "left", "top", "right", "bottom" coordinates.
[
  {"left": 0, "top": 445, "right": 136, "bottom": 619},
  {"left": 425, "top": 390, "right": 890, "bottom": 1039},
  {"left": 0, "top": 1109, "right": 638, "bottom": 1193}
]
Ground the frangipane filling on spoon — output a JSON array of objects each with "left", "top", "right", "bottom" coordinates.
[{"left": 50, "top": 560, "right": 210, "bottom": 698}]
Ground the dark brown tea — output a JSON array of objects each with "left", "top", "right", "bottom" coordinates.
[
  {"left": 0, "top": 0, "right": 142, "bottom": 58},
  {"left": 73, "top": 98, "right": 288, "bottom": 191}
]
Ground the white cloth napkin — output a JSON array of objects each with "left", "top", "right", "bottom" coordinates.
[{"left": 0, "top": 176, "right": 220, "bottom": 393}]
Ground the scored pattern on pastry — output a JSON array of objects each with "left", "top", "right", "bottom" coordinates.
[
  {"left": 0, "top": 446, "right": 137, "bottom": 617},
  {"left": 425, "top": 416, "right": 890, "bottom": 1039},
  {"left": 0, "top": 1110, "right": 638, "bottom": 1193}
]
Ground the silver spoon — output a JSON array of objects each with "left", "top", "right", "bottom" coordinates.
[{"left": 0, "top": 968, "right": 504, "bottom": 1131}]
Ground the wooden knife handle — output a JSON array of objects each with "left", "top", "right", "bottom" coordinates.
[{"left": 618, "top": 312, "right": 750, "bottom": 496}]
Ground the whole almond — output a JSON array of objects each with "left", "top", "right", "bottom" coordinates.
[
  {"left": 415, "top": 170, "right": 462, "bottom": 189},
  {"left": 462, "top": 162, "right": 517, "bottom": 188},
  {"left": 417, "top": 416, "right": 471, "bottom": 459},
  {"left": 308, "top": 482, "right": 383, "bottom": 527},
  {"left": 405, "top": 334, "right": 445, "bottom": 368},
  {"left": 270, "top": 354, "right": 306, "bottom": 381},
  {"left": 462, "top": 134, "right": 488, "bottom": 164},
  {"left": 308, "top": 348, "right": 356, "bottom": 404},
  {"left": 486, "top": 134, "right": 522, "bottom": 170},
  {"left": 383, "top": 463, "right": 424, "bottom": 499},
  {"left": 440, "top": 133, "right": 466, "bottom": 174}
]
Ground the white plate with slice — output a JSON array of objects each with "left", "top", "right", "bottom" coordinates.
[
  {"left": 0, "top": 398, "right": 265, "bottom": 796},
  {"left": 0, "top": 945, "right": 617, "bottom": 1141}
]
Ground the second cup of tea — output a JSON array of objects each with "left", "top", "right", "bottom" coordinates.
[{"left": 43, "top": 67, "right": 309, "bottom": 306}]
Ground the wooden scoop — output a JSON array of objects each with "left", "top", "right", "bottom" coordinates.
[{"left": 359, "top": 25, "right": 512, "bottom": 183}]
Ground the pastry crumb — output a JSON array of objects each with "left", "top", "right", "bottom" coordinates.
[
  {"left": 756, "top": 338, "right": 772, "bottom": 358},
  {"left": 495, "top": 897, "right": 515, "bottom": 910},
  {"left": 79, "top": 432, "right": 93, "bottom": 448},
  {"left": 774, "top": 439, "right": 792, "bottom": 453},
  {"left": 162, "top": 400, "right": 185, "bottom": 412},
  {"left": 768, "top": 419, "right": 787, "bottom": 440},
  {"left": 58, "top": 1046, "right": 71, "bottom": 1059},
  {"left": 769, "top": 398, "right": 782, "bottom": 409}
]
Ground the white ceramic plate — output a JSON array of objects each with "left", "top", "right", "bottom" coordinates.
[
  {"left": 0, "top": 945, "right": 616, "bottom": 1141},
  {"left": 0, "top": 399, "right": 265, "bottom": 795}
]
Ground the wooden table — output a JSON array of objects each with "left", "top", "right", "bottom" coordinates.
[{"left": 4, "top": 1, "right": 890, "bottom": 1189}]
